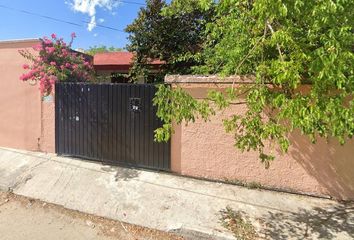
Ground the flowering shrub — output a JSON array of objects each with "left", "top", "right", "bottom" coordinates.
[{"left": 19, "top": 33, "right": 94, "bottom": 96}]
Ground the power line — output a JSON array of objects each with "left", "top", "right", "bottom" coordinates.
[
  {"left": 121, "top": 0, "right": 146, "bottom": 6},
  {"left": 0, "top": 4, "right": 132, "bottom": 32}
]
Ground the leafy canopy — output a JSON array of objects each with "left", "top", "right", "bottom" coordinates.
[
  {"left": 153, "top": 0, "right": 354, "bottom": 167},
  {"left": 125, "top": 0, "right": 213, "bottom": 82},
  {"left": 85, "top": 45, "right": 124, "bottom": 56}
]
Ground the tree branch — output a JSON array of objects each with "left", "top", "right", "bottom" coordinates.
[{"left": 266, "top": 20, "right": 284, "bottom": 62}]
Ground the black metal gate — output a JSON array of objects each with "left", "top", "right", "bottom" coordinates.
[{"left": 55, "top": 82, "right": 170, "bottom": 171}]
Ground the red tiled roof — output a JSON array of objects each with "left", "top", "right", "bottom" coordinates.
[{"left": 93, "top": 52, "right": 163, "bottom": 66}]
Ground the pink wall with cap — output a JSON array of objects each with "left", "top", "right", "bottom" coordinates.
[
  {"left": 0, "top": 39, "right": 54, "bottom": 153},
  {"left": 167, "top": 75, "right": 354, "bottom": 200}
]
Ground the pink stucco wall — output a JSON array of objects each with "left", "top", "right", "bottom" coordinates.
[
  {"left": 40, "top": 99, "right": 55, "bottom": 153},
  {"left": 168, "top": 75, "right": 354, "bottom": 200},
  {"left": 0, "top": 39, "right": 55, "bottom": 153}
]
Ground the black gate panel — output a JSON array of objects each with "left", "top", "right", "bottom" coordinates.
[{"left": 55, "top": 83, "right": 170, "bottom": 171}]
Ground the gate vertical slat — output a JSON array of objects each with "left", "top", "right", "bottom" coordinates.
[
  {"left": 115, "top": 85, "right": 119, "bottom": 163},
  {"left": 115, "top": 85, "right": 120, "bottom": 163},
  {"left": 66, "top": 84, "right": 71, "bottom": 155},
  {"left": 108, "top": 85, "right": 113, "bottom": 162},
  {"left": 87, "top": 86, "right": 97, "bottom": 159},
  {"left": 121, "top": 85, "right": 125, "bottom": 163},
  {"left": 130, "top": 85, "right": 136, "bottom": 164},
  {"left": 101, "top": 85, "right": 107, "bottom": 160},
  {"left": 86, "top": 85, "right": 91, "bottom": 158},
  {"left": 64, "top": 85, "right": 69, "bottom": 155},
  {"left": 139, "top": 85, "right": 145, "bottom": 167},
  {"left": 71, "top": 84, "right": 75, "bottom": 156},
  {"left": 97, "top": 87, "right": 103, "bottom": 160},
  {"left": 138, "top": 86, "right": 143, "bottom": 166},
  {"left": 133, "top": 86, "right": 138, "bottom": 165},
  {"left": 79, "top": 84, "right": 85, "bottom": 157},
  {"left": 74, "top": 84, "right": 79, "bottom": 157},
  {"left": 97, "top": 85, "right": 100, "bottom": 159},
  {"left": 91, "top": 85, "right": 97, "bottom": 160},
  {"left": 126, "top": 85, "right": 131, "bottom": 163},
  {"left": 77, "top": 84, "right": 82, "bottom": 157},
  {"left": 152, "top": 88, "right": 158, "bottom": 169},
  {"left": 148, "top": 86, "right": 154, "bottom": 168},
  {"left": 121, "top": 85, "right": 126, "bottom": 163},
  {"left": 61, "top": 84, "right": 65, "bottom": 154},
  {"left": 70, "top": 84, "right": 75, "bottom": 155},
  {"left": 104, "top": 84, "right": 110, "bottom": 161},
  {"left": 147, "top": 86, "right": 153, "bottom": 168}
]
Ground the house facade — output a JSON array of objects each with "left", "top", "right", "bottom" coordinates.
[{"left": 93, "top": 51, "right": 164, "bottom": 83}]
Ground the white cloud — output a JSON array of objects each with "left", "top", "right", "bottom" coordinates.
[
  {"left": 69, "top": 0, "right": 119, "bottom": 31},
  {"left": 93, "top": 33, "right": 98, "bottom": 37},
  {"left": 88, "top": 16, "right": 96, "bottom": 31},
  {"left": 98, "top": 18, "right": 105, "bottom": 23}
]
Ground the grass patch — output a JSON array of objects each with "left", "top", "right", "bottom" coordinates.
[
  {"left": 220, "top": 207, "right": 258, "bottom": 240},
  {"left": 224, "top": 179, "right": 262, "bottom": 189}
]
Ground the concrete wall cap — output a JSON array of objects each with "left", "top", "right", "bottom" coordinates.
[
  {"left": 0, "top": 38, "right": 40, "bottom": 48},
  {"left": 164, "top": 75, "right": 255, "bottom": 84}
]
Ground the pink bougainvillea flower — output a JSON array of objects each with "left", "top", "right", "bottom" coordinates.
[
  {"left": 43, "top": 39, "right": 52, "bottom": 45},
  {"left": 19, "top": 33, "right": 94, "bottom": 96},
  {"left": 46, "top": 47, "right": 55, "bottom": 54},
  {"left": 71, "top": 32, "right": 76, "bottom": 38},
  {"left": 33, "top": 44, "right": 42, "bottom": 51}
]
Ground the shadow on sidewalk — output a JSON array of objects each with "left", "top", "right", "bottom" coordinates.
[
  {"left": 261, "top": 202, "right": 354, "bottom": 239},
  {"left": 101, "top": 166, "right": 140, "bottom": 181}
]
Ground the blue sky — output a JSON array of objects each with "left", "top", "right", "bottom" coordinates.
[{"left": 0, "top": 0, "right": 145, "bottom": 50}]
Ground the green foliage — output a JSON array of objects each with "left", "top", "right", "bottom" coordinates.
[
  {"left": 153, "top": 0, "right": 354, "bottom": 166},
  {"left": 153, "top": 84, "right": 215, "bottom": 141},
  {"left": 85, "top": 45, "right": 123, "bottom": 56},
  {"left": 125, "top": 0, "right": 213, "bottom": 82}
]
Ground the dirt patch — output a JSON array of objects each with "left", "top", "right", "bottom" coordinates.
[{"left": 0, "top": 192, "right": 183, "bottom": 240}]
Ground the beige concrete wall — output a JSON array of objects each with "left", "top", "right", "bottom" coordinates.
[
  {"left": 0, "top": 39, "right": 55, "bottom": 153},
  {"left": 168, "top": 75, "right": 354, "bottom": 200}
]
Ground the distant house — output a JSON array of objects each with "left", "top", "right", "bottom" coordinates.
[{"left": 93, "top": 51, "right": 164, "bottom": 83}]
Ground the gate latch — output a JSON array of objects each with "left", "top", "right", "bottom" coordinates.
[{"left": 129, "top": 98, "right": 141, "bottom": 113}]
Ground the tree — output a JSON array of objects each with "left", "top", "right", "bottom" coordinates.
[
  {"left": 85, "top": 45, "right": 124, "bottom": 56},
  {"left": 125, "top": 0, "right": 213, "bottom": 82},
  {"left": 20, "top": 33, "right": 94, "bottom": 95},
  {"left": 153, "top": 0, "right": 354, "bottom": 167}
]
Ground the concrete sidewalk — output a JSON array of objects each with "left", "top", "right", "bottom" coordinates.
[{"left": 0, "top": 147, "right": 353, "bottom": 240}]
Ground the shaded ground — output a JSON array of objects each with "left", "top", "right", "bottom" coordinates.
[
  {"left": 219, "top": 202, "right": 354, "bottom": 240},
  {"left": 258, "top": 202, "right": 354, "bottom": 239},
  {"left": 0, "top": 192, "right": 183, "bottom": 240}
]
